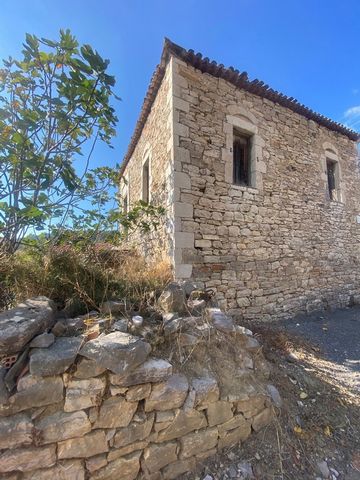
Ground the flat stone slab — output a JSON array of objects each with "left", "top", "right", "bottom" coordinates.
[
  {"left": 92, "top": 451, "right": 141, "bottom": 480},
  {"left": 0, "top": 445, "right": 56, "bottom": 473},
  {"left": 92, "top": 396, "right": 138, "bottom": 429},
  {"left": 145, "top": 374, "right": 189, "bottom": 412},
  {"left": 192, "top": 376, "right": 220, "bottom": 408},
  {"left": 0, "top": 297, "right": 54, "bottom": 356},
  {"left": 143, "top": 442, "right": 177, "bottom": 473},
  {"left": 21, "top": 460, "right": 84, "bottom": 480},
  {"left": 79, "top": 332, "right": 151, "bottom": 376},
  {"left": 58, "top": 430, "right": 109, "bottom": 459},
  {"left": 36, "top": 410, "right": 91, "bottom": 444},
  {"left": 74, "top": 357, "right": 106, "bottom": 379},
  {"left": 205, "top": 308, "right": 235, "bottom": 333},
  {"left": 163, "top": 316, "right": 201, "bottom": 336},
  {"left": 113, "top": 413, "right": 154, "bottom": 448},
  {"left": 29, "top": 332, "right": 54, "bottom": 348},
  {"left": 156, "top": 409, "right": 207, "bottom": 442},
  {"left": 0, "top": 413, "right": 33, "bottom": 449},
  {"left": 64, "top": 377, "right": 106, "bottom": 412},
  {"left": 29, "top": 337, "right": 83, "bottom": 376},
  {"left": 0, "top": 375, "right": 63, "bottom": 416},
  {"left": 252, "top": 407, "right": 273, "bottom": 431},
  {"left": 158, "top": 283, "right": 187, "bottom": 314},
  {"left": 207, "top": 401, "right": 233, "bottom": 426},
  {"left": 180, "top": 426, "right": 218, "bottom": 458},
  {"left": 110, "top": 358, "right": 173, "bottom": 387},
  {"left": 267, "top": 384, "right": 282, "bottom": 408}
]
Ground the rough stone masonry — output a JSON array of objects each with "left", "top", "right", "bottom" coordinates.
[
  {"left": 120, "top": 39, "right": 360, "bottom": 320},
  {"left": 0, "top": 294, "right": 278, "bottom": 479}
]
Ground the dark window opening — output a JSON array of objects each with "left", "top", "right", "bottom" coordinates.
[
  {"left": 233, "top": 133, "right": 251, "bottom": 186},
  {"left": 123, "top": 195, "right": 128, "bottom": 214},
  {"left": 326, "top": 158, "right": 337, "bottom": 201},
  {"left": 142, "top": 160, "right": 150, "bottom": 203}
]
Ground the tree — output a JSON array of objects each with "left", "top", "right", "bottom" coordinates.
[{"left": 0, "top": 30, "right": 119, "bottom": 253}]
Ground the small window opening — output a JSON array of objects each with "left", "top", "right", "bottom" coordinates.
[
  {"left": 123, "top": 194, "right": 128, "bottom": 214},
  {"left": 142, "top": 159, "right": 150, "bottom": 203},
  {"left": 326, "top": 158, "right": 338, "bottom": 201},
  {"left": 233, "top": 132, "right": 251, "bottom": 186}
]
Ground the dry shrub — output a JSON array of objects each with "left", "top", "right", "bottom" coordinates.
[{"left": 1, "top": 243, "right": 172, "bottom": 315}]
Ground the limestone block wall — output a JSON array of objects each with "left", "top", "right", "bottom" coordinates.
[
  {"left": 0, "top": 345, "right": 274, "bottom": 480},
  {"left": 171, "top": 57, "right": 360, "bottom": 319},
  {"left": 120, "top": 60, "right": 174, "bottom": 261}
]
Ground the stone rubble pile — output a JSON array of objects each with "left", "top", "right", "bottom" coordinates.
[{"left": 0, "top": 282, "right": 280, "bottom": 479}]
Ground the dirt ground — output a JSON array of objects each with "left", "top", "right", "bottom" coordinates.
[{"left": 182, "top": 306, "right": 360, "bottom": 480}]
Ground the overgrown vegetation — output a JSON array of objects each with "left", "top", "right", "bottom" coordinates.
[
  {"left": 0, "top": 30, "right": 169, "bottom": 313},
  {"left": 0, "top": 29, "right": 120, "bottom": 253},
  {"left": 0, "top": 238, "right": 171, "bottom": 314}
]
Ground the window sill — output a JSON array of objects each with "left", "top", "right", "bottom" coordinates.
[{"left": 230, "top": 184, "right": 259, "bottom": 194}]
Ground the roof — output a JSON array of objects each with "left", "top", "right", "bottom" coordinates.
[{"left": 120, "top": 38, "right": 359, "bottom": 176}]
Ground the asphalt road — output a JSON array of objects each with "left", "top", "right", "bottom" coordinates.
[{"left": 281, "top": 305, "right": 360, "bottom": 393}]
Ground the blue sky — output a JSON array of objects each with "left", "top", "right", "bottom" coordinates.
[{"left": 1, "top": 0, "right": 359, "bottom": 173}]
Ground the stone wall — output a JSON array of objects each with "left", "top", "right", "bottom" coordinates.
[
  {"left": 0, "top": 295, "right": 276, "bottom": 480},
  {"left": 120, "top": 60, "right": 174, "bottom": 261},
  {"left": 170, "top": 57, "right": 360, "bottom": 319}
]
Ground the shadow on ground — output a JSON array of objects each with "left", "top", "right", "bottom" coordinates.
[
  {"left": 282, "top": 306, "right": 360, "bottom": 393},
  {"left": 181, "top": 306, "right": 360, "bottom": 480}
]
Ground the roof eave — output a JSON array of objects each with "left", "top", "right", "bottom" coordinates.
[{"left": 120, "top": 39, "right": 359, "bottom": 177}]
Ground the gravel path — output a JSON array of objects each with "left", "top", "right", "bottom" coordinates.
[{"left": 281, "top": 305, "right": 360, "bottom": 394}]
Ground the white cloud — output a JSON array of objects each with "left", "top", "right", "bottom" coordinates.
[
  {"left": 343, "top": 105, "right": 360, "bottom": 129},
  {"left": 344, "top": 106, "right": 360, "bottom": 118}
]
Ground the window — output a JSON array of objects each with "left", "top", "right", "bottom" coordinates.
[
  {"left": 326, "top": 158, "right": 338, "bottom": 201},
  {"left": 233, "top": 132, "right": 251, "bottom": 186},
  {"left": 224, "top": 114, "right": 264, "bottom": 189},
  {"left": 142, "top": 159, "right": 150, "bottom": 203}
]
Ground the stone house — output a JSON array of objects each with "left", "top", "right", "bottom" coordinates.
[{"left": 120, "top": 39, "right": 360, "bottom": 320}]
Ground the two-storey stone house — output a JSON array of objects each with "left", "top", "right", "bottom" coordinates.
[{"left": 120, "top": 39, "right": 360, "bottom": 320}]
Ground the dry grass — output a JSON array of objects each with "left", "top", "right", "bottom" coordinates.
[
  {"left": 241, "top": 322, "right": 318, "bottom": 357},
  {"left": 182, "top": 323, "right": 360, "bottom": 480},
  {"left": 0, "top": 244, "right": 172, "bottom": 314},
  {"left": 0, "top": 249, "right": 13, "bottom": 309}
]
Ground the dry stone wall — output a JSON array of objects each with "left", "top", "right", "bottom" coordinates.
[
  {"left": 0, "top": 295, "right": 276, "bottom": 479},
  {"left": 171, "top": 56, "right": 360, "bottom": 319}
]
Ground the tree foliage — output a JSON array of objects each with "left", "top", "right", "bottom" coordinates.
[{"left": 0, "top": 30, "right": 119, "bottom": 252}]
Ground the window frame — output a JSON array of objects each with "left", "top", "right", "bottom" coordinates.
[
  {"left": 223, "top": 112, "right": 265, "bottom": 192},
  {"left": 141, "top": 146, "right": 152, "bottom": 203},
  {"left": 326, "top": 158, "right": 338, "bottom": 201},
  {"left": 142, "top": 158, "right": 150, "bottom": 203},
  {"left": 233, "top": 131, "right": 252, "bottom": 186},
  {"left": 321, "top": 143, "right": 343, "bottom": 204}
]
